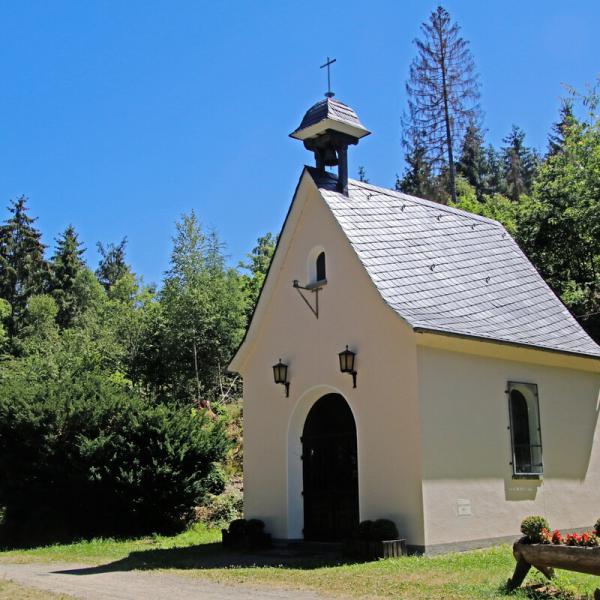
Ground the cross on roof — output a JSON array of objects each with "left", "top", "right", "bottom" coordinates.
[{"left": 320, "top": 57, "right": 336, "bottom": 98}]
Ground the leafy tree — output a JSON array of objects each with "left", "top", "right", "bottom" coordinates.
[
  {"left": 239, "top": 232, "right": 277, "bottom": 317},
  {"left": 50, "top": 225, "right": 86, "bottom": 328},
  {"left": 156, "top": 212, "right": 247, "bottom": 404},
  {"left": 96, "top": 238, "right": 130, "bottom": 296},
  {"left": 404, "top": 5, "right": 480, "bottom": 204},
  {"left": 519, "top": 109, "right": 600, "bottom": 342},
  {"left": 0, "top": 197, "right": 48, "bottom": 336},
  {"left": 501, "top": 125, "right": 539, "bottom": 201}
]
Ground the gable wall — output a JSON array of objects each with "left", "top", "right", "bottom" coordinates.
[
  {"left": 239, "top": 178, "right": 425, "bottom": 544},
  {"left": 417, "top": 344, "right": 600, "bottom": 549}
]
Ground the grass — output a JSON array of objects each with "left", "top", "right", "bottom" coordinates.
[{"left": 1, "top": 525, "right": 600, "bottom": 599}]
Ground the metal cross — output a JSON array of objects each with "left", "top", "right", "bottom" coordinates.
[{"left": 320, "top": 56, "right": 336, "bottom": 98}]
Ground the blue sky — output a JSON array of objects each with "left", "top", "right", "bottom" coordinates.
[{"left": 1, "top": 1, "right": 599, "bottom": 285}]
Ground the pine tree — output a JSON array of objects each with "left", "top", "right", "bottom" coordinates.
[
  {"left": 50, "top": 225, "right": 86, "bottom": 328},
  {"left": 502, "top": 126, "right": 539, "bottom": 201},
  {"left": 397, "top": 132, "right": 436, "bottom": 199},
  {"left": 547, "top": 99, "right": 575, "bottom": 156},
  {"left": 0, "top": 196, "right": 48, "bottom": 335},
  {"left": 457, "top": 122, "right": 488, "bottom": 200},
  {"left": 96, "top": 238, "right": 130, "bottom": 294},
  {"left": 404, "top": 5, "right": 480, "bottom": 204},
  {"left": 485, "top": 145, "right": 505, "bottom": 196}
]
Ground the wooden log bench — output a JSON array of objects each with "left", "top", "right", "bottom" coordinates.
[{"left": 507, "top": 539, "right": 600, "bottom": 598}]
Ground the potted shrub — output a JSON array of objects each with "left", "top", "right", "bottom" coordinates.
[
  {"left": 222, "top": 518, "right": 271, "bottom": 551},
  {"left": 507, "top": 516, "right": 600, "bottom": 593},
  {"left": 346, "top": 519, "right": 406, "bottom": 559}
]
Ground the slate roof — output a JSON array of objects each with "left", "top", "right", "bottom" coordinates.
[
  {"left": 310, "top": 168, "right": 600, "bottom": 359},
  {"left": 291, "top": 98, "right": 369, "bottom": 136}
]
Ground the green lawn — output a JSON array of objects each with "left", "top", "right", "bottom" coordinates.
[{"left": 1, "top": 525, "right": 599, "bottom": 599}]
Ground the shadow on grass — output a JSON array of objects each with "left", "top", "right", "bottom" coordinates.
[{"left": 52, "top": 542, "right": 365, "bottom": 576}]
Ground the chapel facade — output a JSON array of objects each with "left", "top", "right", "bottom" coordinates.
[{"left": 229, "top": 95, "right": 600, "bottom": 553}]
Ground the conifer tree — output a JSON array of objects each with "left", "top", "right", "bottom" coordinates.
[
  {"left": 50, "top": 225, "right": 86, "bottom": 328},
  {"left": 547, "top": 99, "right": 575, "bottom": 156},
  {"left": 0, "top": 196, "right": 48, "bottom": 335},
  {"left": 501, "top": 126, "right": 539, "bottom": 201},
  {"left": 457, "top": 122, "right": 488, "bottom": 200},
  {"left": 397, "top": 132, "right": 436, "bottom": 199},
  {"left": 404, "top": 5, "right": 480, "bottom": 204},
  {"left": 96, "top": 238, "right": 130, "bottom": 295}
]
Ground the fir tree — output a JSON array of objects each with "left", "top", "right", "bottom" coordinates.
[
  {"left": 50, "top": 225, "right": 86, "bottom": 328},
  {"left": 547, "top": 99, "right": 575, "bottom": 156},
  {"left": 397, "top": 133, "right": 435, "bottom": 199},
  {"left": 404, "top": 6, "right": 480, "bottom": 204},
  {"left": 457, "top": 122, "right": 488, "bottom": 200},
  {"left": 96, "top": 238, "right": 130, "bottom": 294},
  {"left": 0, "top": 196, "right": 48, "bottom": 335},
  {"left": 502, "top": 126, "right": 539, "bottom": 201}
]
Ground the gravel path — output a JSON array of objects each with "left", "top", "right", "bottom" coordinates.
[{"left": 0, "top": 562, "right": 324, "bottom": 600}]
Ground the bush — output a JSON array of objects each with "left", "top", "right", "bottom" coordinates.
[
  {"left": 0, "top": 372, "right": 230, "bottom": 544},
  {"left": 520, "top": 516, "right": 550, "bottom": 543},
  {"left": 357, "top": 519, "right": 398, "bottom": 541},
  {"left": 370, "top": 519, "right": 399, "bottom": 541},
  {"left": 200, "top": 490, "right": 243, "bottom": 526},
  {"left": 357, "top": 520, "right": 373, "bottom": 540},
  {"left": 594, "top": 518, "right": 600, "bottom": 536}
]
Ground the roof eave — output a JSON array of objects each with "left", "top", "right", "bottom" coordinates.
[
  {"left": 413, "top": 326, "right": 600, "bottom": 363},
  {"left": 289, "top": 118, "right": 371, "bottom": 141}
]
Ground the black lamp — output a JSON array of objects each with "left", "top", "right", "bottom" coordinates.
[
  {"left": 272, "top": 359, "right": 290, "bottom": 397},
  {"left": 338, "top": 345, "right": 357, "bottom": 388}
]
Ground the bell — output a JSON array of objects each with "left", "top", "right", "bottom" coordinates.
[{"left": 322, "top": 146, "right": 338, "bottom": 167}]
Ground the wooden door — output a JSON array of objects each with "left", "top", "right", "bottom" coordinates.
[{"left": 302, "top": 394, "right": 359, "bottom": 541}]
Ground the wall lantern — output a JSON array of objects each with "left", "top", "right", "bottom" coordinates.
[
  {"left": 272, "top": 359, "right": 290, "bottom": 397},
  {"left": 338, "top": 345, "right": 357, "bottom": 388}
]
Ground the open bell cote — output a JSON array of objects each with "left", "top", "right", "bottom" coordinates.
[{"left": 290, "top": 97, "right": 370, "bottom": 196}]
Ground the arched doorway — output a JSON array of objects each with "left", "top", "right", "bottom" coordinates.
[{"left": 301, "top": 393, "right": 359, "bottom": 541}]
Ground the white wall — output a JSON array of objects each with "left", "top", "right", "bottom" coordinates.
[
  {"left": 238, "top": 177, "right": 426, "bottom": 545},
  {"left": 417, "top": 344, "right": 600, "bottom": 547}
]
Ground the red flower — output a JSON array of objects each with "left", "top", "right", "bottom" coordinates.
[
  {"left": 551, "top": 530, "right": 563, "bottom": 545},
  {"left": 566, "top": 533, "right": 581, "bottom": 546},
  {"left": 581, "top": 533, "right": 591, "bottom": 546},
  {"left": 540, "top": 528, "right": 552, "bottom": 544}
]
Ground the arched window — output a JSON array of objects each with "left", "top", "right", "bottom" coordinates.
[
  {"left": 316, "top": 252, "right": 326, "bottom": 282},
  {"left": 508, "top": 382, "right": 543, "bottom": 476}
]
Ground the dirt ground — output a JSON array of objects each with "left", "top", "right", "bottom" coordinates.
[{"left": 0, "top": 562, "right": 325, "bottom": 600}]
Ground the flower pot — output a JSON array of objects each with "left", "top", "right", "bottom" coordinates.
[{"left": 508, "top": 539, "right": 600, "bottom": 592}]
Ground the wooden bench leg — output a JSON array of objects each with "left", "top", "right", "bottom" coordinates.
[
  {"left": 594, "top": 588, "right": 600, "bottom": 600},
  {"left": 507, "top": 557, "right": 532, "bottom": 591}
]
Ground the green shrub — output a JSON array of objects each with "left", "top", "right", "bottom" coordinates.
[
  {"left": 202, "top": 490, "right": 243, "bottom": 526},
  {"left": 594, "top": 518, "right": 600, "bottom": 536},
  {"left": 357, "top": 520, "right": 373, "bottom": 540},
  {"left": 370, "top": 519, "right": 399, "bottom": 541},
  {"left": 520, "top": 516, "right": 550, "bottom": 543},
  {"left": 0, "top": 372, "right": 230, "bottom": 544},
  {"left": 357, "top": 519, "right": 399, "bottom": 541}
]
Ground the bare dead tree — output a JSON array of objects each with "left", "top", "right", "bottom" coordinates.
[{"left": 405, "top": 6, "right": 480, "bottom": 204}]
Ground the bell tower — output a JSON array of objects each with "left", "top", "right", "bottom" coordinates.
[{"left": 290, "top": 62, "right": 370, "bottom": 196}]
